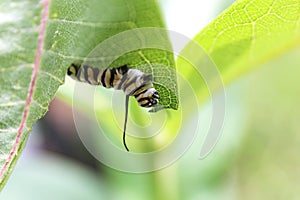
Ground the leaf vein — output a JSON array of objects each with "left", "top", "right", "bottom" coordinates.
[
  {"left": 45, "top": 49, "right": 119, "bottom": 61},
  {"left": 39, "top": 70, "right": 64, "bottom": 84},
  {"left": 49, "top": 18, "right": 137, "bottom": 29},
  {"left": 0, "top": 128, "right": 18, "bottom": 133},
  {"left": 0, "top": 101, "right": 26, "bottom": 107}
]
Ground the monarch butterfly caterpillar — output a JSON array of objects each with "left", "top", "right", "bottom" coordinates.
[{"left": 67, "top": 63, "right": 159, "bottom": 151}]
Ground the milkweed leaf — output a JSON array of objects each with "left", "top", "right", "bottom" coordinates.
[
  {"left": 178, "top": 0, "right": 300, "bottom": 89},
  {"left": 0, "top": 0, "right": 177, "bottom": 190}
]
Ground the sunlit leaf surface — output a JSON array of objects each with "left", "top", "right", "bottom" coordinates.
[{"left": 178, "top": 0, "right": 300, "bottom": 89}]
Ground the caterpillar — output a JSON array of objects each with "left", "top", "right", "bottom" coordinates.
[{"left": 67, "top": 63, "right": 159, "bottom": 151}]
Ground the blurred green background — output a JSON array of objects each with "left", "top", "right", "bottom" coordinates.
[{"left": 1, "top": 0, "right": 300, "bottom": 199}]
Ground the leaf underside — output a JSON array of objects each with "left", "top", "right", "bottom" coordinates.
[{"left": 0, "top": 0, "right": 177, "bottom": 190}]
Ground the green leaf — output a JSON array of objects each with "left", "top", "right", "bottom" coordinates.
[
  {"left": 0, "top": 0, "right": 43, "bottom": 189},
  {"left": 178, "top": 0, "right": 300, "bottom": 90},
  {"left": 0, "top": 0, "right": 177, "bottom": 190},
  {"left": 46, "top": 0, "right": 178, "bottom": 110}
]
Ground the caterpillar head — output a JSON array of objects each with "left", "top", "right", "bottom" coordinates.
[{"left": 137, "top": 87, "right": 159, "bottom": 108}]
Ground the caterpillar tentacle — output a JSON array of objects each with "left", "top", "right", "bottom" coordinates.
[{"left": 67, "top": 63, "right": 159, "bottom": 151}]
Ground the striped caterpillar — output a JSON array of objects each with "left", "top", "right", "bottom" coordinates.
[{"left": 67, "top": 63, "right": 159, "bottom": 151}]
